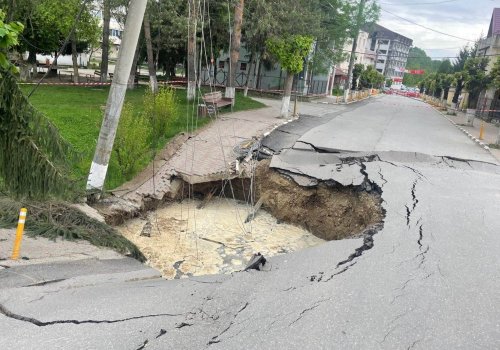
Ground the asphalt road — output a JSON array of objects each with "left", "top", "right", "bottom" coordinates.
[{"left": 1, "top": 95, "right": 499, "bottom": 349}]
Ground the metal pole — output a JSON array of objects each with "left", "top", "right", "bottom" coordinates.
[{"left": 86, "top": 0, "right": 147, "bottom": 196}]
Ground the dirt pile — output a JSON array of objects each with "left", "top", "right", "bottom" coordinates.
[{"left": 255, "top": 161, "right": 383, "bottom": 241}]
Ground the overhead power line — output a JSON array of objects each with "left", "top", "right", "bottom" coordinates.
[{"left": 380, "top": 8, "right": 475, "bottom": 42}]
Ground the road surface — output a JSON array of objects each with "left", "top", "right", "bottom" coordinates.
[{"left": 1, "top": 95, "right": 499, "bottom": 349}]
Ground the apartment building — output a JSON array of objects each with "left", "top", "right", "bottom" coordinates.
[{"left": 367, "top": 24, "right": 413, "bottom": 87}]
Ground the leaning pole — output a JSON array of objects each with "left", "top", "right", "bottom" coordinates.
[{"left": 86, "top": 0, "right": 147, "bottom": 198}]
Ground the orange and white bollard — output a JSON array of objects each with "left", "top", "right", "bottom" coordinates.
[
  {"left": 11, "top": 208, "right": 27, "bottom": 260},
  {"left": 479, "top": 121, "right": 485, "bottom": 140}
]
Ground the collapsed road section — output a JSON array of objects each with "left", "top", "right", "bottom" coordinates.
[{"left": 115, "top": 153, "right": 385, "bottom": 279}]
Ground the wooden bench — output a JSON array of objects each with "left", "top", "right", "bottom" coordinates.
[{"left": 202, "top": 91, "right": 233, "bottom": 111}]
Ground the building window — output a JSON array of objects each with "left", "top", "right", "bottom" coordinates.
[
  {"left": 218, "top": 61, "right": 225, "bottom": 69},
  {"left": 379, "top": 50, "right": 387, "bottom": 55},
  {"left": 110, "top": 29, "right": 122, "bottom": 38},
  {"left": 377, "top": 68, "right": 383, "bottom": 73},
  {"left": 240, "top": 62, "right": 247, "bottom": 71},
  {"left": 377, "top": 59, "right": 385, "bottom": 64},
  {"left": 379, "top": 40, "right": 389, "bottom": 45}
]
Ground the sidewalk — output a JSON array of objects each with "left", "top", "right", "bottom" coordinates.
[
  {"left": 446, "top": 111, "right": 500, "bottom": 162},
  {"left": 103, "top": 98, "right": 343, "bottom": 222}
]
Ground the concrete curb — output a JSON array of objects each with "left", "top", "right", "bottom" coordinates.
[
  {"left": 428, "top": 103, "right": 494, "bottom": 154},
  {"left": 310, "top": 94, "right": 378, "bottom": 106}
]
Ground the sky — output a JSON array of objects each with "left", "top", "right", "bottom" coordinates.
[{"left": 377, "top": 0, "right": 500, "bottom": 60}]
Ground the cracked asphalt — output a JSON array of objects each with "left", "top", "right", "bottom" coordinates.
[{"left": 1, "top": 95, "right": 499, "bottom": 349}]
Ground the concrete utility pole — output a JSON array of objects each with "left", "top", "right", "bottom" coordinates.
[
  {"left": 225, "top": 0, "right": 245, "bottom": 103},
  {"left": 187, "top": 0, "right": 198, "bottom": 101},
  {"left": 86, "top": 0, "right": 147, "bottom": 196},
  {"left": 344, "top": 0, "right": 366, "bottom": 102}
]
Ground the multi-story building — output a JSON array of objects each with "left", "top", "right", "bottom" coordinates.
[
  {"left": 367, "top": 24, "right": 413, "bottom": 88},
  {"left": 476, "top": 8, "right": 500, "bottom": 120},
  {"left": 333, "top": 30, "right": 376, "bottom": 87}
]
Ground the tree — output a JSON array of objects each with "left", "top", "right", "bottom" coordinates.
[
  {"left": 186, "top": 0, "right": 197, "bottom": 101},
  {"left": 403, "top": 47, "right": 441, "bottom": 87},
  {"left": 0, "top": 11, "right": 76, "bottom": 198},
  {"left": 0, "top": 9, "right": 22, "bottom": 72},
  {"left": 266, "top": 35, "right": 314, "bottom": 117},
  {"left": 143, "top": 5, "right": 158, "bottom": 93},
  {"left": 352, "top": 63, "right": 364, "bottom": 90},
  {"left": 438, "top": 59, "right": 453, "bottom": 74},
  {"left": 359, "top": 65, "right": 384, "bottom": 88},
  {"left": 441, "top": 74, "right": 453, "bottom": 101},
  {"left": 463, "top": 57, "right": 489, "bottom": 109},
  {"left": 344, "top": 0, "right": 379, "bottom": 95},
  {"left": 451, "top": 45, "right": 470, "bottom": 105},
  {"left": 225, "top": 0, "right": 244, "bottom": 102},
  {"left": 33, "top": 0, "right": 99, "bottom": 82},
  {"left": 100, "top": 0, "right": 111, "bottom": 82},
  {"left": 489, "top": 57, "right": 500, "bottom": 89}
]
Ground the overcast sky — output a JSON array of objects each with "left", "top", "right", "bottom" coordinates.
[{"left": 377, "top": 0, "right": 499, "bottom": 60}]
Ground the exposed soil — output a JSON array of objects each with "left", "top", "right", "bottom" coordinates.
[{"left": 254, "top": 160, "right": 383, "bottom": 241}]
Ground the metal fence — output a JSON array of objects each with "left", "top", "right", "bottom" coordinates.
[
  {"left": 476, "top": 94, "right": 500, "bottom": 122},
  {"left": 200, "top": 69, "right": 329, "bottom": 96}
]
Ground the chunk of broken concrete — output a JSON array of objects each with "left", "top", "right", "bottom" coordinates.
[{"left": 244, "top": 252, "right": 267, "bottom": 271}]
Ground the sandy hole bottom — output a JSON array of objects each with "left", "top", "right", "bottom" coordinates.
[{"left": 117, "top": 198, "right": 324, "bottom": 279}]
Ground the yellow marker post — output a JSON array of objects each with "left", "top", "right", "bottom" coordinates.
[
  {"left": 479, "top": 121, "right": 484, "bottom": 140},
  {"left": 11, "top": 208, "right": 27, "bottom": 260}
]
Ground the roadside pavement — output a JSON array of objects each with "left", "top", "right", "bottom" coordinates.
[
  {"left": 0, "top": 228, "right": 161, "bottom": 289},
  {"left": 445, "top": 111, "right": 500, "bottom": 161}
]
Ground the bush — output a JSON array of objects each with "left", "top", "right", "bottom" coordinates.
[
  {"left": 332, "top": 87, "right": 343, "bottom": 96},
  {"left": 113, "top": 103, "right": 151, "bottom": 179},
  {"left": 142, "top": 87, "right": 178, "bottom": 146}
]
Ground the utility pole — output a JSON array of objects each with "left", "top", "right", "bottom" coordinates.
[
  {"left": 225, "top": 0, "right": 245, "bottom": 104},
  {"left": 344, "top": 0, "right": 366, "bottom": 102},
  {"left": 86, "top": 0, "right": 147, "bottom": 196}
]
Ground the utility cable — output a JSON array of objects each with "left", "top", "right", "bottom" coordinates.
[{"left": 380, "top": 8, "right": 475, "bottom": 42}]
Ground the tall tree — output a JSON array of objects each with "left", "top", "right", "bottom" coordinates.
[
  {"left": 186, "top": 0, "right": 197, "bottom": 101},
  {"left": 266, "top": 35, "right": 314, "bottom": 117},
  {"left": 463, "top": 57, "right": 489, "bottom": 110},
  {"left": 143, "top": 5, "right": 158, "bottom": 93},
  {"left": 100, "top": 0, "right": 111, "bottom": 82},
  {"left": 451, "top": 45, "right": 470, "bottom": 106},
  {"left": 225, "top": 0, "right": 244, "bottom": 103}
]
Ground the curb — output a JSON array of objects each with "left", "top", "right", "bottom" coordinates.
[{"left": 428, "top": 104, "right": 494, "bottom": 155}]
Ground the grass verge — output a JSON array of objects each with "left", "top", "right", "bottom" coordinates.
[{"left": 21, "top": 85, "right": 265, "bottom": 190}]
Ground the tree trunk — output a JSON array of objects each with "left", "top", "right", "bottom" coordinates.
[
  {"left": 280, "top": 72, "right": 294, "bottom": 118},
  {"left": 143, "top": 11, "right": 158, "bottom": 93},
  {"left": 344, "top": 0, "right": 366, "bottom": 101},
  {"left": 243, "top": 52, "right": 254, "bottom": 97},
  {"left": 101, "top": 0, "right": 111, "bottom": 82},
  {"left": 225, "top": 0, "right": 244, "bottom": 102},
  {"left": 256, "top": 55, "right": 262, "bottom": 89},
  {"left": 187, "top": 0, "right": 197, "bottom": 101},
  {"left": 71, "top": 33, "right": 80, "bottom": 83},
  {"left": 7, "top": 0, "right": 16, "bottom": 22},
  {"left": 128, "top": 43, "right": 140, "bottom": 90},
  {"left": 452, "top": 79, "right": 463, "bottom": 104}
]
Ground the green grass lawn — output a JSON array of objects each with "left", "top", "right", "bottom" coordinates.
[{"left": 21, "top": 85, "right": 265, "bottom": 190}]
